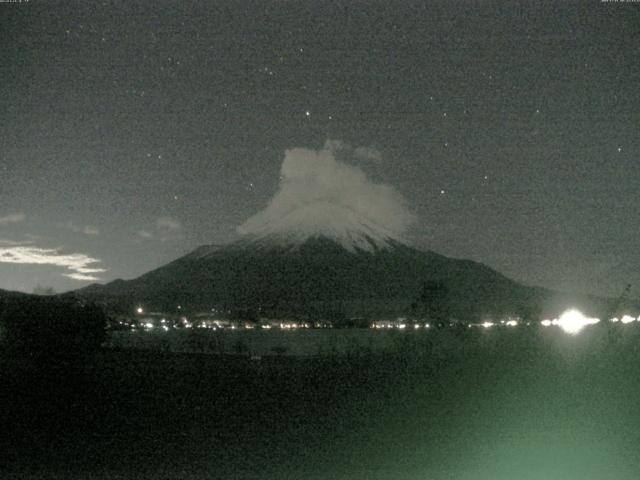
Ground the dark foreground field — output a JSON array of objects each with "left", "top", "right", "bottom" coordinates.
[{"left": 2, "top": 325, "right": 640, "bottom": 480}]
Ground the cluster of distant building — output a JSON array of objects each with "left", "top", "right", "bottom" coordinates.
[
  {"left": 107, "top": 306, "right": 640, "bottom": 336},
  {"left": 107, "top": 307, "right": 334, "bottom": 332},
  {"left": 365, "top": 312, "right": 640, "bottom": 334},
  {"left": 109, "top": 311, "right": 527, "bottom": 333},
  {"left": 370, "top": 317, "right": 522, "bottom": 330}
]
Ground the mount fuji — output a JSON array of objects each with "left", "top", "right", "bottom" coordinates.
[
  {"left": 72, "top": 139, "right": 614, "bottom": 322},
  {"left": 71, "top": 208, "right": 610, "bottom": 323}
]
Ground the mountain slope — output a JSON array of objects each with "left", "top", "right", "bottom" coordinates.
[{"left": 72, "top": 235, "right": 611, "bottom": 321}]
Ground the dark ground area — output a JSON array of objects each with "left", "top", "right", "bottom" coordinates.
[{"left": 2, "top": 326, "right": 640, "bottom": 480}]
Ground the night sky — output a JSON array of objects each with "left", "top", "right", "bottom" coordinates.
[{"left": 1, "top": 1, "right": 639, "bottom": 296}]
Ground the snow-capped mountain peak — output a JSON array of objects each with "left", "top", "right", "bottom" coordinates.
[{"left": 238, "top": 201, "right": 406, "bottom": 253}]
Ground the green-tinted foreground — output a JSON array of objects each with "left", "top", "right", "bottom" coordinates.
[{"left": 2, "top": 325, "right": 639, "bottom": 479}]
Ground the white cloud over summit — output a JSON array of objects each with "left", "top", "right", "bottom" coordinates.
[{"left": 237, "top": 140, "right": 415, "bottom": 249}]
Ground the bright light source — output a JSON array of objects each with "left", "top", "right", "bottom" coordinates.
[
  {"left": 621, "top": 315, "right": 636, "bottom": 324},
  {"left": 162, "top": 325, "right": 169, "bottom": 331},
  {"left": 145, "top": 322, "right": 154, "bottom": 329},
  {"left": 506, "top": 320, "right": 518, "bottom": 327},
  {"left": 414, "top": 324, "right": 421, "bottom": 329},
  {"left": 541, "top": 319, "right": 552, "bottom": 327},
  {"left": 397, "top": 324, "right": 406, "bottom": 329},
  {"left": 481, "top": 321, "right": 494, "bottom": 329},
  {"left": 136, "top": 307, "right": 143, "bottom": 314},
  {"left": 555, "top": 309, "right": 600, "bottom": 334}
]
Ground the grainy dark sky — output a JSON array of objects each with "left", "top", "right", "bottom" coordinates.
[{"left": 1, "top": 0, "right": 639, "bottom": 296}]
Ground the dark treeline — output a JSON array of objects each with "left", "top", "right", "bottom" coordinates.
[
  {"left": 0, "top": 296, "right": 107, "bottom": 459},
  {"left": 0, "top": 296, "right": 106, "bottom": 364}
]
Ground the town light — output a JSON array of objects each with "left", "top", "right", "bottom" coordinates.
[{"left": 555, "top": 309, "right": 599, "bottom": 335}]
